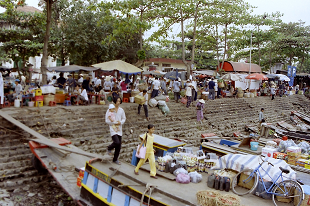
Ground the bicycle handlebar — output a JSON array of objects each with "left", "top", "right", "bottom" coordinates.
[{"left": 260, "top": 155, "right": 274, "bottom": 167}]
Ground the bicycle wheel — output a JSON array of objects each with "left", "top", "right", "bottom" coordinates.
[
  {"left": 272, "top": 180, "right": 304, "bottom": 206},
  {"left": 232, "top": 169, "right": 258, "bottom": 196}
]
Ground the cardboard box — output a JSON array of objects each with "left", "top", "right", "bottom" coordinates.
[
  {"left": 287, "top": 146, "right": 301, "bottom": 156},
  {"left": 134, "top": 95, "right": 145, "bottom": 105},
  {"left": 273, "top": 152, "right": 287, "bottom": 160},
  {"left": 238, "top": 173, "right": 255, "bottom": 190},
  {"left": 296, "top": 159, "right": 306, "bottom": 167},
  {"left": 262, "top": 147, "right": 278, "bottom": 158},
  {"left": 35, "top": 95, "right": 44, "bottom": 101}
]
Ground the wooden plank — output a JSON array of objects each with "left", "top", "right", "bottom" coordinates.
[
  {"left": 31, "top": 138, "right": 112, "bottom": 160},
  {"left": 0, "top": 111, "right": 110, "bottom": 160},
  {"left": 139, "top": 164, "right": 176, "bottom": 181}
]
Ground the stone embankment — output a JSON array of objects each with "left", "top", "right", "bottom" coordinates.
[{"left": 0, "top": 94, "right": 309, "bottom": 205}]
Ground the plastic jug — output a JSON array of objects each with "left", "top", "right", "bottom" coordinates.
[
  {"left": 14, "top": 99, "right": 20, "bottom": 107},
  {"left": 250, "top": 142, "right": 259, "bottom": 151}
]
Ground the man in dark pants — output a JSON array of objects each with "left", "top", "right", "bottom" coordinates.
[
  {"left": 138, "top": 90, "right": 150, "bottom": 121},
  {"left": 105, "top": 97, "right": 126, "bottom": 165}
]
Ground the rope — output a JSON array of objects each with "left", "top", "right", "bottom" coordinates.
[{"left": 140, "top": 183, "right": 157, "bottom": 206}]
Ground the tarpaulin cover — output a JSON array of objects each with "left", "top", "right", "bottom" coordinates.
[{"left": 212, "top": 154, "right": 296, "bottom": 182}]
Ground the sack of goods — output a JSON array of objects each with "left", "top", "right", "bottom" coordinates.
[
  {"left": 157, "top": 100, "right": 167, "bottom": 106},
  {"left": 148, "top": 98, "right": 158, "bottom": 107},
  {"left": 154, "top": 95, "right": 166, "bottom": 101},
  {"left": 176, "top": 173, "right": 190, "bottom": 184},
  {"left": 189, "top": 171, "right": 202, "bottom": 183},
  {"left": 161, "top": 105, "right": 170, "bottom": 116},
  {"left": 173, "top": 168, "right": 188, "bottom": 176}
]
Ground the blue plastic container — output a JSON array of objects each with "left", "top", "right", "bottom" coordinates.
[{"left": 250, "top": 142, "right": 259, "bottom": 151}]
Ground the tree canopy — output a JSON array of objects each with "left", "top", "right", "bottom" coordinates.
[{"left": 0, "top": 0, "right": 310, "bottom": 74}]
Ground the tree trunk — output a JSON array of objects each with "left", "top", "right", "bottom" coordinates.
[
  {"left": 189, "top": 3, "right": 199, "bottom": 74},
  {"left": 220, "top": 23, "right": 228, "bottom": 72},
  {"left": 180, "top": 6, "right": 190, "bottom": 79},
  {"left": 41, "top": 0, "right": 53, "bottom": 85},
  {"left": 139, "top": 9, "right": 143, "bottom": 50},
  {"left": 215, "top": 24, "right": 219, "bottom": 67}
]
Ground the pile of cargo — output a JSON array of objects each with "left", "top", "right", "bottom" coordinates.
[{"left": 261, "top": 138, "right": 310, "bottom": 169}]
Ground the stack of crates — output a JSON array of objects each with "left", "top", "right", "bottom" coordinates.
[{"left": 35, "top": 89, "right": 43, "bottom": 107}]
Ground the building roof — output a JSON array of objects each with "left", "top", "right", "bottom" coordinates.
[
  {"left": 145, "top": 58, "right": 190, "bottom": 64},
  {"left": 218, "top": 61, "right": 261, "bottom": 73},
  {"left": 16, "top": 5, "right": 42, "bottom": 13}
]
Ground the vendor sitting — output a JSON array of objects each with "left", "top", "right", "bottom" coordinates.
[
  {"left": 75, "top": 85, "right": 89, "bottom": 105},
  {"left": 7, "top": 79, "right": 23, "bottom": 103}
]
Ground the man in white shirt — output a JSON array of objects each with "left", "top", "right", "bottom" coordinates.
[
  {"left": 138, "top": 89, "right": 150, "bottom": 121},
  {"left": 104, "top": 80, "right": 112, "bottom": 92},
  {"left": 151, "top": 77, "right": 160, "bottom": 98},
  {"left": 106, "top": 97, "right": 126, "bottom": 165},
  {"left": 191, "top": 79, "right": 198, "bottom": 101},
  {"left": 78, "top": 75, "right": 84, "bottom": 83},
  {"left": 7, "top": 79, "right": 22, "bottom": 103},
  {"left": 186, "top": 83, "right": 192, "bottom": 108},
  {"left": 76, "top": 85, "right": 89, "bottom": 105}
]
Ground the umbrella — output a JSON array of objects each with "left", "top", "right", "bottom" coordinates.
[
  {"left": 164, "top": 70, "right": 178, "bottom": 80},
  {"left": 47, "top": 65, "right": 99, "bottom": 72},
  {"left": 266, "top": 74, "right": 290, "bottom": 81},
  {"left": 221, "top": 73, "right": 241, "bottom": 81},
  {"left": 245, "top": 73, "right": 268, "bottom": 80},
  {"left": 92, "top": 60, "right": 142, "bottom": 74},
  {"left": 276, "top": 74, "right": 290, "bottom": 81}
]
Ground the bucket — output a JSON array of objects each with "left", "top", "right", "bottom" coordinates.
[
  {"left": 250, "top": 142, "right": 259, "bottom": 151},
  {"left": 14, "top": 99, "right": 20, "bottom": 108},
  {"left": 43, "top": 94, "right": 55, "bottom": 106},
  {"left": 130, "top": 97, "right": 135, "bottom": 103},
  {"left": 28, "top": 101, "right": 34, "bottom": 107}
]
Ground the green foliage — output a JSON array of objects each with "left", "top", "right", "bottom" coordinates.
[
  {"left": 0, "top": 0, "right": 45, "bottom": 78},
  {"left": 137, "top": 50, "right": 146, "bottom": 60}
]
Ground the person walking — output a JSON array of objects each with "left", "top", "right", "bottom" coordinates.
[
  {"left": 173, "top": 79, "right": 181, "bottom": 103},
  {"left": 192, "top": 79, "right": 198, "bottom": 102},
  {"left": 160, "top": 77, "right": 167, "bottom": 95},
  {"left": 258, "top": 108, "right": 265, "bottom": 132},
  {"left": 151, "top": 77, "right": 160, "bottom": 98},
  {"left": 196, "top": 99, "right": 205, "bottom": 124},
  {"left": 138, "top": 89, "right": 150, "bottom": 121},
  {"left": 186, "top": 83, "right": 192, "bottom": 108},
  {"left": 134, "top": 124, "right": 158, "bottom": 179},
  {"left": 270, "top": 85, "right": 275, "bottom": 100},
  {"left": 208, "top": 78, "right": 215, "bottom": 100},
  {"left": 106, "top": 97, "right": 126, "bottom": 165}
]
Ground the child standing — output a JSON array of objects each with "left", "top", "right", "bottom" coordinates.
[{"left": 108, "top": 104, "right": 119, "bottom": 132}]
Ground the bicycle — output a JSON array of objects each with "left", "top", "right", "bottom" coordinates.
[{"left": 232, "top": 156, "right": 304, "bottom": 206}]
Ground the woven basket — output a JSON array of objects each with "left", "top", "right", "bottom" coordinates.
[
  {"left": 216, "top": 194, "right": 241, "bottom": 206},
  {"left": 196, "top": 190, "right": 220, "bottom": 206}
]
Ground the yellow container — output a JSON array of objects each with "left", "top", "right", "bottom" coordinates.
[
  {"left": 35, "top": 101, "right": 43, "bottom": 107},
  {"left": 35, "top": 89, "right": 42, "bottom": 96},
  {"left": 305, "top": 160, "right": 310, "bottom": 169}
]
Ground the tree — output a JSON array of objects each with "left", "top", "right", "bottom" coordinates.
[
  {"left": 40, "top": 0, "right": 57, "bottom": 85},
  {"left": 0, "top": 0, "right": 45, "bottom": 80}
]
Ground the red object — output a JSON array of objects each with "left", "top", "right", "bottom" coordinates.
[
  {"left": 273, "top": 152, "right": 287, "bottom": 160},
  {"left": 35, "top": 95, "right": 44, "bottom": 101},
  {"left": 77, "top": 177, "right": 82, "bottom": 187},
  {"left": 245, "top": 73, "right": 268, "bottom": 80},
  {"left": 181, "top": 97, "right": 187, "bottom": 104},
  {"left": 49, "top": 101, "right": 56, "bottom": 106},
  {"left": 166, "top": 96, "right": 169, "bottom": 102},
  {"left": 282, "top": 136, "right": 288, "bottom": 141},
  {"left": 123, "top": 97, "right": 129, "bottom": 103},
  {"left": 273, "top": 138, "right": 282, "bottom": 146},
  {"left": 233, "top": 132, "right": 241, "bottom": 137},
  {"left": 201, "top": 133, "right": 217, "bottom": 138},
  {"left": 50, "top": 137, "right": 71, "bottom": 146},
  {"left": 2, "top": 101, "right": 10, "bottom": 108}
]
